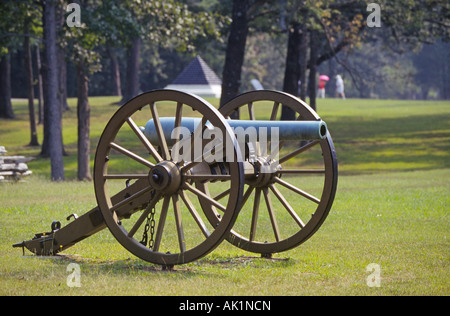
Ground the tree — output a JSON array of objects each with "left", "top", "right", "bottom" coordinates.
[
  {"left": 43, "top": 0, "right": 65, "bottom": 181},
  {"left": 0, "top": 54, "right": 14, "bottom": 119},
  {"left": 57, "top": 4, "right": 70, "bottom": 113},
  {"left": 61, "top": 0, "right": 219, "bottom": 179},
  {"left": 0, "top": 1, "right": 18, "bottom": 119},
  {"left": 413, "top": 41, "right": 450, "bottom": 100},
  {"left": 76, "top": 57, "right": 91, "bottom": 181},
  {"left": 316, "top": 0, "right": 449, "bottom": 101},
  {"left": 63, "top": 0, "right": 102, "bottom": 181},
  {"left": 277, "top": 0, "right": 368, "bottom": 117},
  {"left": 220, "top": 0, "right": 250, "bottom": 112},
  {"left": 106, "top": 45, "right": 121, "bottom": 96},
  {"left": 281, "top": 20, "right": 306, "bottom": 119},
  {"left": 241, "top": 33, "right": 286, "bottom": 92},
  {"left": 122, "top": 37, "right": 141, "bottom": 103},
  {"left": 278, "top": 0, "right": 308, "bottom": 118},
  {"left": 116, "top": 0, "right": 219, "bottom": 104},
  {"left": 36, "top": 44, "right": 44, "bottom": 124},
  {"left": 219, "top": 0, "right": 277, "bottom": 118},
  {"left": 24, "top": 17, "right": 39, "bottom": 146},
  {"left": 307, "top": 28, "right": 319, "bottom": 110},
  {"left": 0, "top": 0, "right": 42, "bottom": 141},
  {"left": 377, "top": 0, "right": 449, "bottom": 47}
]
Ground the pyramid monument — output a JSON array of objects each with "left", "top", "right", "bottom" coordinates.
[{"left": 165, "top": 56, "right": 222, "bottom": 98}]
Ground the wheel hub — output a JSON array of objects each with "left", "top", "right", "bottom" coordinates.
[
  {"left": 246, "top": 157, "right": 281, "bottom": 188},
  {"left": 148, "top": 161, "right": 182, "bottom": 195}
]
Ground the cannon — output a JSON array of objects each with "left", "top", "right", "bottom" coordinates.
[{"left": 14, "top": 90, "right": 337, "bottom": 267}]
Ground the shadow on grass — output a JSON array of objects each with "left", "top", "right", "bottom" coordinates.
[{"left": 44, "top": 253, "right": 296, "bottom": 276}]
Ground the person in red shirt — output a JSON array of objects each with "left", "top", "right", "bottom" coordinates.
[{"left": 318, "top": 79, "right": 327, "bottom": 98}]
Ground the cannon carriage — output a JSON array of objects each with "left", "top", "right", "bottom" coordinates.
[{"left": 14, "top": 90, "right": 337, "bottom": 267}]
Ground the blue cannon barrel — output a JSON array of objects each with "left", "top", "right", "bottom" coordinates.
[{"left": 143, "top": 117, "right": 327, "bottom": 146}]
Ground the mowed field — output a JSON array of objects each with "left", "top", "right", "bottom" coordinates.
[{"left": 0, "top": 95, "right": 448, "bottom": 296}]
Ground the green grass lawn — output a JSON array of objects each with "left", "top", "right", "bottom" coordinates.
[{"left": 0, "top": 95, "right": 449, "bottom": 296}]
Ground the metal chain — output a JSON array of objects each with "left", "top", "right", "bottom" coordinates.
[
  {"left": 140, "top": 216, "right": 149, "bottom": 246},
  {"left": 148, "top": 205, "right": 156, "bottom": 249},
  {"left": 140, "top": 191, "right": 157, "bottom": 249}
]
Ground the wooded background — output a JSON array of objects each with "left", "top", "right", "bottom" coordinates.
[{"left": 0, "top": 0, "right": 448, "bottom": 181}]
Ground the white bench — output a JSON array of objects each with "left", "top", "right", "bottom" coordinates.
[{"left": 0, "top": 147, "right": 34, "bottom": 181}]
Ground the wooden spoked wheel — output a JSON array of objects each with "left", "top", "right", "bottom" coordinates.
[
  {"left": 199, "top": 90, "right": 338, "bottom": 255},
  {"left": 94, "top": 90, "right": 244, "bottom": 266}
]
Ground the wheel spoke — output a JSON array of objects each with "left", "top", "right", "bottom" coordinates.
[
  {"left": 277, "top": 169, "right": 325, "bottom": 175},
  {"left": 179, "top": 118, "right": 208, "bottom": 170},
  {"left": 153, "top": 196, "right": 170, "bottom": 252},
  {"left": 181, "top": 161, "right": 201, "bottom": 173},
  {"left": 242, "top": 185, "right": 255, "bottom": 205},
  {"left": 278, "top": 140, "right": 320, "bottom": 164},
  {"left": 172, "top": 194, "right": 186, "bottom": 253},
  {"left": 268, "top": 140, "right": 285, "bottom": 161},
  {"left": 263, "top": 187, "right": 280, "bottom": 242},
  {"left": 171, "top": 102, "right": 184, "bottom": 143},
  {"left": 265, "top": 101, "right": 283, "bottom": 160},
  {"left": 126, "top": 117, "right": 163, "bottom": 162},
  {"left": 174, "top": 102, "right": 183, "bottom": 133},
  {"left": 213, "top": 184, "right": 252, "bottom": 202},
  {"left": 248, "top": 102, "right": 255, "bottom": 120},
  {"left": 179, "top": 190, "right": 210, "bottom": 238},
  {"left": 250, "top": 188, "right": 262, "bottom": 242},
  {"left": 269, "top": 184, "right": 305, "bottom": 228},
  {"left": 269, "top": 112, "right": 301, "bottom": 160},
  {"left": 103, "top": 174, "right": 148, "bottom": 180},
  {"left": 184, "top": 174, "right": 231, "bottom": 181},
  {"left": 202, "top": 142, "right": 225, "bottom": 163},
  {"left": 109, "top": 186, "right": 154, "bottom": 213},
  {"left": 270, "top": 102, "right": 280, "bottom": 121},
  {"left": 214, "top": 188, "right": 231, "bottom": 201},
  {"left": 274, "top": 177, "right": 320, "bottom": 204},
  {"left": 149, "top": 102, "right": 170, "bottom": 160},
  {"left": 109, "top": 142, "right": 155, "bottom": 168},
  {"left": 183, "top": 182, "right": 227, "bottom": 212}
]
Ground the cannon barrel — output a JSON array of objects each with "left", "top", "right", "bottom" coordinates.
[{"left": 143, "top": 117, "right": 327, "bottom": 146}]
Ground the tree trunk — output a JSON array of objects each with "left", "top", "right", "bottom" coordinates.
[
  {"left": 107, "top": 46, "right": 122, "bottom": 97},
  {"left": 24, "top": 21, "right": 39, "bottom": 146},
  {"left": 36, "top": 45, "right": 44, "bottom": 125},
  {"left": 58, "top": 48, "right": 69, "bottom": 112},
  {"left": 219, "top": 0, "right": 250, "bottom": 118},
  {"left": 57, "top": 3, "right": 69, "bottom": 112},
  {"left": 0, "top": 53, "right": 14, "bottom": 119},
  {"left": 442, "top": 53, "right": 449, "bottom": 100},
  {"left": 76, "top": 61, "right": 91, "bottom": 181},
  {"left": 281, "top": 23, "right": 301, "bottom": 120},
  {"left": 43, "top": 0, "right": 65, "bottom": 181},
  {"left": 298, "top": 24, "right": 308, "bottom": 102},
  {"left": 120, "top": 37, "right": 140, "bottom": 104},
  {"left": 308, "top": 30, "right": 318, "bottom": 111}
]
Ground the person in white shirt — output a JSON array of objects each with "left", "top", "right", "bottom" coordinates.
[{"left": 335, "top": 75, "right": 345, "bottom": 99}]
